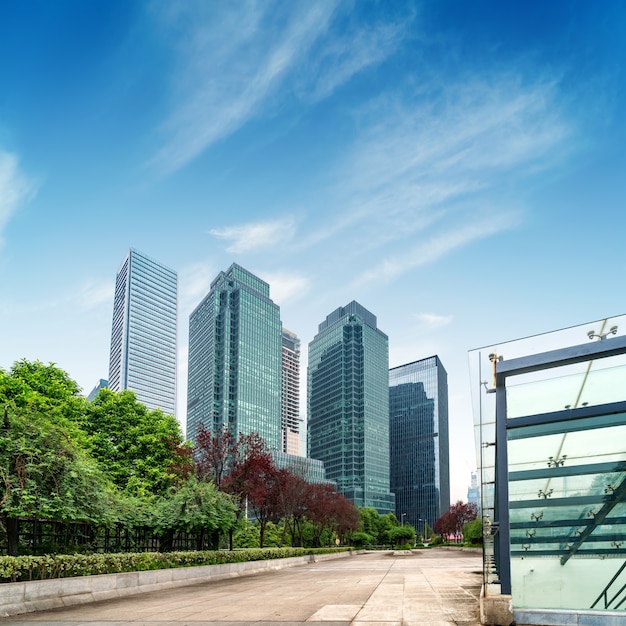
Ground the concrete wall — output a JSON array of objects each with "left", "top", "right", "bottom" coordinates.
[{"left": 1, "top": 551, "right": 356, "bottom": 618}]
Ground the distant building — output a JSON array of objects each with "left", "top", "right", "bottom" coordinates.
[
  {"left": 272, "top": 451, "right": 329, "bottom": 485},
  {"left": 282, "top": 328, "right": 301, "bottom": 455},
  {"left": 87, "top": 379, "right": 108, "bottom": 401},
  {"left": 308, "top": 301, "right": 395, "bottom": 513},
  {"left": 108, "top": 249, "right": 177, "bottom": 415},
  {"left": 186, "top": 264, "right": 282, "bottom": 448},
  {"left": 389, "top": 356, "right": 450, "bottom": 532},
  {"left": 467, "top": 470, "right": 480, "bottom": 511}
]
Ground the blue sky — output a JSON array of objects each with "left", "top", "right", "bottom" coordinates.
[{"left": 2, "top": 1, "right": 625, "bottom": 502}]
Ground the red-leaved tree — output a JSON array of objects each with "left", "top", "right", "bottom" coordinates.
[{"left": 434, "top": 501, "right": 478, "bottom": 537}]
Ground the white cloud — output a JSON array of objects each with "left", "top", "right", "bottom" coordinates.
[
  {"left": 149, "top": 1, "right": 408, "bottom": 172},
  {"left": 414, "top": 313, "right": 454, "bottom": 329},
  {"left": 0, "top": 150, "right": 37, "bottom": 245},
  {"left": 209, "top": 217, "right": 296, "bottom": 253},
  {"left": 257, "top": 271, "right": 310, "bottom": 305},
  {"left": 303, "top": 75, "right": 571, "bottom": 273},
  {"left": 78, "top": 280, "right": 115, "bottom": 311},
  {"left": 354, "top": 211, "right": 519, "bottom": 286},
  {"left": 178, "top": 261, "right": 216, "bottom": 313}
]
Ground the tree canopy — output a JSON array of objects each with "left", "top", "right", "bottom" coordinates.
[{"left": 83, "top": 388, "right": 192, "bottom": 498}]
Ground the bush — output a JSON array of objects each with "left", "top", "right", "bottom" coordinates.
[
  {"left": 463, "top": 519, "right": 483, "bottom": 545},
  {"left": 350, "top": 531, "right": 373, "bottom": 548},
  {"left": 0, "top": 547, "right": 352, "bottom": 583}
]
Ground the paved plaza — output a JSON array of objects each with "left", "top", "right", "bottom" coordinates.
[{"left": 4, "top": 549, "right": 483, "bottom": 626}]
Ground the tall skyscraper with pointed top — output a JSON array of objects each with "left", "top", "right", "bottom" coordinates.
[
  {"left": 186, "top": 264, "right": 282, "bottom": 447},
  {"left": 308, "top": 301, "right": 395, "bottom": 513},
  {"left": 108, "top": 248, "right": 177, "bottom": 415}
]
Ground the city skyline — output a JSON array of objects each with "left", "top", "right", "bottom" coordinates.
[{"left": 2, "top": 2, "right": 625, "bottom": 503}]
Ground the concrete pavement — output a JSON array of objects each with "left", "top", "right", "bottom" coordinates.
[{"left": 4, "top": 548, "right": 483, "bottom": 626}]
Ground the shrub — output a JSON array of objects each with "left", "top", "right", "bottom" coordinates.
[{"left": 0, "top": 547, "right": 352, "bottom": 583}]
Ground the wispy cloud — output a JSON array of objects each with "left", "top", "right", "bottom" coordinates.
[
  {"left": 414, "top": 312, "right": 454, "bottom": 329},
  {"left": 149, "top": 1, "right": 408, "bottom": 172},
  {"left": 0, "top": 150, "right": 37, "bottom": 246},
  {"left": 178, "top": 261, "right": 216, "bottom": 312},
  {"left": 78, "top": 280, "right": 115, "bottom": 311},
  {"left": 257, "top": 270, "right": 310, "bottom": 305},
  {"left": 303, "top": 75, "right": 571, "bottom": 279},
  {"left": 353, "top": 211, "right": 519, "bottom": 286},
  {"left": 209, "top": 217, "right": 297, "bottom": 253}
]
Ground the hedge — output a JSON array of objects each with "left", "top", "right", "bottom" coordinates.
[{"left": 0, "top": 547, "right": 351, "bottom": 583}]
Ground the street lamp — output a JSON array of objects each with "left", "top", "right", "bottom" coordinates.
[
  {"left": 401, "top": 513, "right": 406, "bottom": 526},
  {"left": 418, "top": 518, "right": 426, "bottom": 542}
]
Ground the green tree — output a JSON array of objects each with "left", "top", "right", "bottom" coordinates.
[
  {"left": 1, "top": 363, "right": 116, "bottom": 555},
  {"left": 84, "top": 388, "right": 192, "bottom": 498},
  {"left": 463, "top": 518, "right": 483, "bottom": 545},
  {"left": 389, "top": 524, "right": 416, "bottom": 547},
  {"left": 155, "top": 476, "right": 237, "bottom": 550}
]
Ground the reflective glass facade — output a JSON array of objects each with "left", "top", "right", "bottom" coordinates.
[
  {"left": 308, "top": 301, "right": 395, "bottom": 513},
  {"left": 186, "top": 264, "right": 282, "bottom": 448},
  {"left": 389, "top": 356, "right": 450, "bottom": 532},
  {"left": 470, "top": 315, "right": 626, "bottom": 625},
  {"left": 108, "top": 249, "right": 177, "bottom": 415}
]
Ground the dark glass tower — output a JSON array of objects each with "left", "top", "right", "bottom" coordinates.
[
  {"left": 389, "top": 356, "right": 450, "bottom": 533},
  {"left": 186, "top": 264, "right": 282, "bottom": 447},
  {"left": 108, "top": 249, "right": 177, "bottom": 415},
  {"left": 308, "top": 301, "right": 395, "bottom": 513}
]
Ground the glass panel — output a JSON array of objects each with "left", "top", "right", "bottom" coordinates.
[
  {"left": 508, "top": 418, "right": 626, "bottom": 611},
  {"left": 507, "top": 359, "right": 626, "bottom": 419}
]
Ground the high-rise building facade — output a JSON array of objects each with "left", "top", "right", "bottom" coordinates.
[
  {"left": 308, "top": 301, "right": 395, "bottom": 513},
  {"left": 186, "top": 264, "right": 282, "bottom": 447},
  {"left": 389, "top": 356, "right": 450, "bottom": 532},
  {"left": 467, "top": 470, "right": 480, "bottom": 511},
  {"left": 281, "top": 328, "right": 301, "bottom": 455},
  {"left": 108, "top": 248, "right": 177, "bottom": 415}
]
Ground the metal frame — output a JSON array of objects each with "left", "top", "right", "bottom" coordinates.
[{"left": 493, "top": 334, "right": 626, "bottom": 596}]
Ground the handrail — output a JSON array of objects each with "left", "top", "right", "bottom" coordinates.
[{"left": 591, "top": 560, "right": 626, "bottom": 609}]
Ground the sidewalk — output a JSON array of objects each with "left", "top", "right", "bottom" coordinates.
[{"left": 5, "top": 548, "right": 483, "bottom": 626}]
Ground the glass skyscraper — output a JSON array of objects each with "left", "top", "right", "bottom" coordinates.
[
  {"left": 186, "top": 264, "right": 282, "bottom": 448},
  {"left": 108, "top": 248, "right": 177, "bottom": 416},
  {"left": 281, "top": 328, "right": 301, "bottom": 455},
  {"left": 308, "top": 301, "right": 395, "bottom": 513},
  {"left": 389, "top": 356, "right": 450, "bottom": 532}
]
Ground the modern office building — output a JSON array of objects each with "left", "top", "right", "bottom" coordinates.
[
  {"left": 389, "top": 356, "right": 450, "bottom": 532},
  {"left": 469, "top": 315, "right": 626, "bottom": 626},
  {"left": 281, "top": 328, "right": 301, "bottom": 455},
  {"left": 467, "top": 470, "right": 480, "bottom": 511},
  {"left": 108, "top": 249, "right": 177, "bottom": 415},
  {"left": 308, "top": 301, "right": 395, "bottom": 513},
  {"left": 87, "top": 379, "right": 108, "bottom": 402},
  {"left": 186, "top": 264, "right": 282, "bottom": 448}
]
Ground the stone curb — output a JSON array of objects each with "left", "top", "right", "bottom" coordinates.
[{"left": 0, "top": 551, "right": 358, "bottom": 618}]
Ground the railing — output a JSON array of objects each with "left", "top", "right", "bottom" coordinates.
[{"left": 591, "top": 560, "right": 626, "bottom": 610}]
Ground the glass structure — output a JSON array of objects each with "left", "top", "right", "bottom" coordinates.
[
  {"left": 308, "top": 301, "right": 395, "bottom": 513},
  {"left": 470, "top": 315, "right": 626, "bottom": 625},
  {"left": 282, "top": 328, "right": 301, "bottom": 455},
  {"left": 272, "top": 451, "right": 329, "bottom": 485},
  {"left": 108, "top": 249, "right": 177, "bottom": 415},
  {"left": 389, "top": 356, "right": 450, "bottom": 533},
  {"left": 186, "top": 264, "right": 282, "bottom": 448}
]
